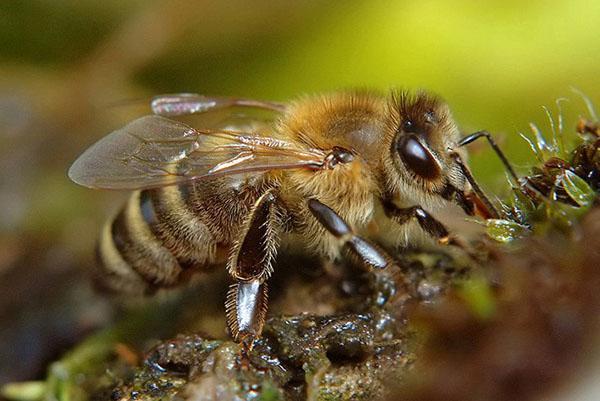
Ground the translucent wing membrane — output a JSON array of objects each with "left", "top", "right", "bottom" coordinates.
[
  {"left": 150, "top": 93, "right": 286, "bottom": 117},
  {"left": 68, "top": 115, "right": 326, "bottom": 190}
]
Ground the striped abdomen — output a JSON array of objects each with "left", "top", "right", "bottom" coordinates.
[{"left": 95, "top": 179, "right": 263, "bottom": 295}]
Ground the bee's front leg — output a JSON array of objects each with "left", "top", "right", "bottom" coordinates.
[
  {"left": 382, "top": 200, "right": 451, "bottom": 244},
  {"left": 382, "top": 200, "right": 478, "bottom": 260},
  {"left": 307, "top": 198, "right": 407, "bottom": 306},
  {"left": 226, "top": 189, "right": 280, "bottom": 359}
]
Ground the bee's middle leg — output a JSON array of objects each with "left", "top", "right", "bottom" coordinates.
[
  {"left": 307, "top": 198, "right": 406, "bottom": 305},
  {"left": 225, "top": 189, "right": 280, "bottom": 356}
]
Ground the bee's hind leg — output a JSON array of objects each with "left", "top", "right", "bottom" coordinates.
[
  {"left": 307, "top": 198, "right": 408, "bottom": 306},
  {"left": 225, "top": 189, "right": 281, "bottom": 362},
  {"left": 226, "top": 280, "right": 269, "bottom": 363}
]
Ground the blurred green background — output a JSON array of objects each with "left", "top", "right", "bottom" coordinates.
[{"left": 0, "top": 0, "right": 598, "bottom": 384}]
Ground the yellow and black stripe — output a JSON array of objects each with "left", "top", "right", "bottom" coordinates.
[{"left": 95, "top": 178, "right": 265, "bottom": 295}]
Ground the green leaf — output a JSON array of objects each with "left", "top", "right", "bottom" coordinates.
[
  {"left": 562, "top": 170, "right": 595, "bottom": 208},
  {"left": 486, "top": 219, "right": 527, "bottom": 242}
]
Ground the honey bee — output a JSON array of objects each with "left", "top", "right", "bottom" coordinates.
[{"left": 69, "top": 90, "right": 503, "bottom": 351}]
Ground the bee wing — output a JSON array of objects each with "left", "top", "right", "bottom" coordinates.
[
  {"left": 68, "top": 115, "right": 326, "bottom": 190},
  {"left": 150, "top": 93, "right": 286, "bottom": 117}
]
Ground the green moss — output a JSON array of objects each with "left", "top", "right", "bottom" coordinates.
[
  {"left": 485, "top": 219, "right": 528, "bottom": 242},
  {"left": 0, "top": 382, "right": 45, "bottom": 401},
  {"left": 457, "top": 277, "right": 497, "bottom": 320}
]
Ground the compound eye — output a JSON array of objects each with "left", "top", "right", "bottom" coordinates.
[{"left": 397, "top": 135, "right": 440, "bottom": 179}]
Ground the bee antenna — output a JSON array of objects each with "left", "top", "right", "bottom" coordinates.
[{"left": 458, "top": 131, "right": 519, "bottom": 185}]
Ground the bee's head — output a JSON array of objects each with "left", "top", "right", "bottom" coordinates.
[{"left": 382, "top": 90, "right": 469, "bottom": 204}]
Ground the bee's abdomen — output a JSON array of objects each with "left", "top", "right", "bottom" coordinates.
[
  {"left": 147, "top": 185, "right": 217, "bottom": 266},
  {"left": 95, "top": 221, "right": 151, "bottom": 295},
  {"left": 95, "top": 179, "right": 263, "bottom": 294},
  {"left": 98, "top": 191, "right": 185, "bottom": 291},
  {"left": 95, "top": 182, "right": 229, "bottom": 294}
]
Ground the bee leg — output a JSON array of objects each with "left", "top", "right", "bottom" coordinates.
[
  {"left": 383, "top": 201, "right": 477, "bottom": 259},
  {"left": 451, "top": 153, "right": 501, "bottom": 219},
  {"left": 308, "top": 199, "right": 394, "bottom": 270},
  {"left": 453, "top": 189, "right": 476, "bottom": 216},
  {"left": 383, "top": 201, "right": 451, "bottom": 244},
  {"left": 225, "top": 190, "right": 280, "bottom": 358},
  {"left": 226, "top": 280, "right": 269, "bottom": 361},
  {"left": 439, "top": 183, "right": 476, "bottom": 216},
  {"left": 307, "top": 199, "right": 405, "bottom": 305},
  {"left": 151, "top": 93, "right": 286, "bottom": 117}
]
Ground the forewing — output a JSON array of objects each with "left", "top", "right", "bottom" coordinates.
[{"left": 68, "top": 115, "right": 325, "bottom": 190}]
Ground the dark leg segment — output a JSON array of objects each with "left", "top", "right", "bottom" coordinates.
[
  {"left": 226, "top": 189, "right": 280, "bottom": 351},
  {"left": 383, "top": 201, "right": 450, "bottom": 243},
  {"left": 457, "top": 130, "right": 520, "bottom": 219},
  {"left": 308, "top": 198, "right": 355, "bottom": 238},
  {"left": 225, "top": 280, "right": 268, "bottom": 349},
  {"left": 451, "top": 153, "right": 501, "bottom": 219},
  {"left": 383, "top": 199, "right": 479, "bottom": 259},
  {"left": 454, "top": 188, "right": 476, "bottom": 216},
  {"left": 308, "top": 199, "right": 407, "bottom": 306},
  {"left": 438, "top": 182, "right": 476, "bottom": 216},
  {"left": 307, "top": 198, "right": 394, "bottom": 270}
]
